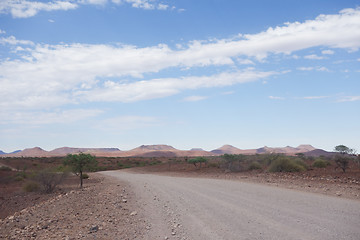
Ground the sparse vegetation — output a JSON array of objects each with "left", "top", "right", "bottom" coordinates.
[
  {"left": 35, "top": 168, "right": 68, "bottom": 193},
  {"left": 333, "top": 145, "right": 354, "bottom": 173},
  {"left": 81, "top": 173, "right": 89, "bottom": 179},
  {"left": 221, "top": 154, "right": 247, "bottom": 172},
  {"left": 268, "top": 157, "right": 306, "bottom": 172},
  {"left": 334, "top": 155, "right": 350, "bottom": 173},
  {"left": 188, "top": 157, "right": 208, "bottom": 169},
  {"left": 294, "top": 159, "right": 308, "bottom": 170},
  {"left": 0, "top": 166, "right": 12, "bottom": 171},
  {"left": 312, "top": 159, "right": 329, "bottom": 168},
  {"left": 248, "top": 161, "right": 262, "bottom": 171},
  {"left": 23, "top": 181, "right": 40, "bottom": 192},
  {"left": 64, "top": 153, "right": 98, "bottom": 188}
]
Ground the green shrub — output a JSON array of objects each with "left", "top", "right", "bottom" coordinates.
[
  {"left": 268, "top": 157, "right": 306, "bottom": 172},
  {"left": 14, "top": 176, "right": 24, "bottom": 181},
  {"left": 15, "top": 171, "right": 27, "bottom": 179},
  {"left": 261, "top": 154, "right": 282, "bottom": 166},
  {"left": 81, "top": 173, "right": 89, "bottom": 179},
  {"left": 312, "top": 159, "right": 329, "bottom": 168},
  {"left": 23, "top": 182, "right": 40, "bottom": 192},
  {"left": 208, "top": 162, "right": 220, "bottom": 168},
  {"left": 0, "top": 166, "right": 12, "bottom": 171},
  {"left": 248, "top": 161, "right": 262, "bottom": 171},
  {"left": 294, "top": 159, "right": 308, "bottom": 170}
]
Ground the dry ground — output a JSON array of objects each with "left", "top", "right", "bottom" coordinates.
[
  {"left": 0, "top": 173, "right": 145, "bottom": 239},
  {"left": 0, "top": 160, "right": 359, "bottom": 239},
  {"left": 133, "top": 161, "right": 360, "bottom": 200}
]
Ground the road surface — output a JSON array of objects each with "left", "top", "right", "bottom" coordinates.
[{"left": 101, "top": 171, "right": 360, "bottom": 240}]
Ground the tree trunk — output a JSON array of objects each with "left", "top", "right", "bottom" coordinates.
[{"left": 80, "top": 170, "right": 83, "bottom": 188}]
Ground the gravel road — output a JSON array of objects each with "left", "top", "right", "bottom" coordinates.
[{"left": 102, "top": 171, "right": 360, "bottom": 240}]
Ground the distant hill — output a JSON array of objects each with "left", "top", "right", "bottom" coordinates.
[
  {"left": 130, "top": 145, "right": 177, "bottom": 152},
  {"left": 1, "top": 144, "right": 330, "bottom": 158},
  {"left": 137, "top": 151, "right": 178, "bottom": 158},
  {"left": 211, "top": 145, "right": 244, "bottom": 155},
  {"left": 256, "top": 145, "right": 316, "bottom": 155},
  {"left": 190, "top": 148, "right": 205, "bottom": 151},
  {"left": 9, "top": 147, "right": 48, "bottom": 157},
  {"left": 0, "top": 150, "right": 6, "bottom": 155},
  {"left": 49, "top": 147, "right": 121, "bottom": 156},
  {"left": 10, "top": 150, "right": 21, "bottom": 154},
  {"left": 304, "top": 149, "right": 335, "bottom": 157}
]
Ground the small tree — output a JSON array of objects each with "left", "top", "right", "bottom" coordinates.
[
  {"left": 64, "top": 153, "right": 97, "bottom": 188},
  {"left": 333, "top": 145, "right": 354, "bottom": 173},
  {"left": 188, "top": 157, "right": 208, "bottom": 169},
  {"left": 222, "top": 154, "right": 236, "bottom": 171},
  {"left": 334, "top": 145, "right": 354, "bottom": 155}
]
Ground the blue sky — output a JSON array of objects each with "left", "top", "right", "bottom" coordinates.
[{"left": 0, "top": 0, "right": 359, "bottom": 153}]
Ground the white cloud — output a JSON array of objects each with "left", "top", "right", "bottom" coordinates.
[
  {"left": 269, "top": 96, "right": 285, "bottom": 100},
  {"left": 0, "top": 109, "right": 103, "bottom": 125},
  {"left": 0, "top": 29, "right": 5, "bottom": 34},
  {"left": 1, "top": 7, "right": 360, "bottom": 111},
  {"left": 304, "top": 54, "right": 325, "bottom": 60},
  {"left": 80, "top": 0, "right": 108, "bottom": 5},
  {"left": 0, "top": 0, "right": 173, "bottom": 18},
  {"left": 237, "top": 58, "right": 255, "bottom": 65},
  {"left": 111, "top": 0, "right": 170, "bottom": 10},
  {"left": 297, "top": 67, "right": 314, "bottom": 71},
  {"left": 0, "top": 36, "right": 34, "bottom": 45},
  {"left": 322, "top": 49, "right": 335, "bottom": 55},
  {"left": 48, "top": 19, "right": 55, "bottom": 23},
  {"left": 0, "top": 0, "right": 78, "bottom": 18},
  {"left": 302, "top": 96, "right": 328, "bottom": 100},
  {"left": 297, "top": 66, "right": 329, "bottom": 71},
  {"left": 183, "top": 96, "right": 208, "bottom": 102},
  {"left": 157, "top": 3, "right": 168, "bottom": 10},
  {"left": 337, "top": 96, "right": 360, "bottom": 102},
  {"left": 80, "top": 70, "right": 277, "bottom": 103},
  {"left": 317, "top": 66, "right": 330, "bottom": 72}
]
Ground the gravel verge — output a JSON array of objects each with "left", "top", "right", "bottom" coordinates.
[{"left": 0, "top": 173, "right": 145, "bottom": 239}]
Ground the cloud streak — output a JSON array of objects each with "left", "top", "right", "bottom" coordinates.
[
  {"left": 0, "top": 0, "right": 78, "bottom": 18},
  {"left": 0, "top": 7, "right": 359, "bottom": 112},
  {"left": 0, "top": 109, "right": 103, "bottom": 125},
  {"left": 0, "top": 0, "right": 172, "bottom": 18}
]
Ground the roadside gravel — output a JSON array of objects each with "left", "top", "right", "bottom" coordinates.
[{"left": 0, "top": 173, "right": 145, "bottom": 239}]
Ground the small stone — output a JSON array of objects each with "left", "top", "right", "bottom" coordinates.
[
  {"left": 130, "top": 211, "right": 137, "bottom": 216},
  {"left": 89, "top": 225, "right": 99, "bottom": 233},
  {"left": 122, "top": 199, "right": 127, "bottom": 203}
]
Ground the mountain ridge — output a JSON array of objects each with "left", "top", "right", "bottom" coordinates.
[{"left": 1, "top": 144, "right": 328, "bottom": 158}]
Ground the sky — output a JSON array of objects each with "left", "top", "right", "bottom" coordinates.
[{"left": 0, "top": 0, "right": 359, "bottom": 153}]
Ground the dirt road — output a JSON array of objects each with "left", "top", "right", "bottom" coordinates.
[{"left": 102, "top": 171, "right": 360, "bottom": 240}]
